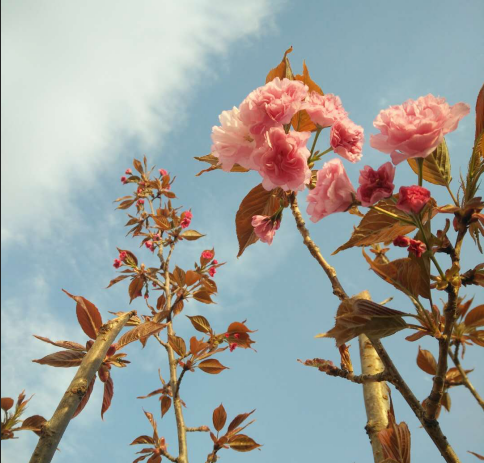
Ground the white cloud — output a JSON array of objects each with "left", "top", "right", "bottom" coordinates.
[{"left": 1, "top": 0, "right": 277, "bottom": 244}]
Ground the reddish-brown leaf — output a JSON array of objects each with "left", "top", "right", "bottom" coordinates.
[
  {"left": 465, "top": 305, "right": 484, "bottom": 328},
  {"left": 468, "top": 451, "right": 484, "bottom": 460},
  {"left": 265, "top": 46, "right": 293, "bottom": 83},
  {"left": 475, "top": 84, "right": 484, "bottom": 141},
  {"left": 33, "top": 350, "right": 85, "bottom": 368},
  {"left": 185, "top": 271, "right": 200, "bottom": 286},
  {"left": 226, "top": 321, "right": 255, "bottom": 334},
  {"left": 377, "top": 411, "right": 411, "bottom": 463},
  {"left": 153, "top": 215, "right": 171, "bottom": 231},
  {"left": 160, "top": 396, "right": 171, "bottom": 418},
  {"left": 168, "top": 335, "right": 186, "bottom": 357},
  {"left": 228, "top": 434, "right": 261, "bottom": 452},
  {"left": 192, "top": 290, "right": 214, "bottom": 304},
  {"left": 130, "top": 435, "right": 155, "bottom": 446},
  {"left": 129, "top": 277, "right": 145, "bottom": 303},
  {"left": 173, "top": 267, "right": 186, "bottom": 287},
  {"left": 137, "top": 389, "right": 164, "bottom": 399},
  {"left": 405, "top": 331, "right": 429, "bottom": 342},
  {"left": 117, "top": 322, "right": 167, "bottom": 349},
  {"left": 213, "top": 403, "right": 227, "bottom": 432},
  {"left": 441, "top": 392, "right": 451, "bottom": 412},
  {"left": 33, "top": 335, "right": 86, "bottom": 352},
  {"left": 1, "top": 398, "right": 14, "bottom": 412},
  {"left": 187, "top": 315, "right": 212, "bottom": 334},
  {"left": 227, "top": 410, "right": 255, "bottom": 433},
  {"left": 144, "top": 410, "right": 159, "bottom": 442},
  {"left": 416, "top": 347, "right": 437, "bottom": 375},
  {"left": 133, "top": 158, "right": 144, "bottom": 174},
  {"left": 235, "top": 184, "right": 282, "bottom": 258},
  {"left": 198, "top": 359, "right": 228, "bottom": 374},
  {"left": 106, "top": 274, "right": 130, "bottom": 289},
  {"left": 101, "top": 376, "right": 114, "bottom": 419},
  {"left": 19, "top": 415, "right": 46, "bottom": 435},
  {"left": 63, "top": 290, "right": 103, "bottom": 340},
  {"left": 72, "top": 377, "right": 96, "bottom": 418},
  {"left": 194, "top": 154, "right": 249, "bottom": 177}
]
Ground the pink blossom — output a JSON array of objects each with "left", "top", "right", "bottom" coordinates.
[
  {"left": 306, "top": 158, "right": 355, "bottom": 222},
  {"left": 370, "top": 94, "right": 470, "bottom": 165},
  {"left": 212, "top": 260, "right": 218, "bottom": 265},
  {"left": 209, "top": 267, "right": 216, "bottom": 277},
  {"left": 356, "top": 162, "right": 395, "bottom": 206},
  {"left": 393, "top": 235, "right": 411, "bottom": 248},
  {"left": 330, "top": 118, "right": 364, "bottom": 163},
  {"left": 408, "top": 239, "right": 427, "bottom": 258},
  {"left": 125, "top": 168, "right": 132, "bottom": 175},
  {"left": 211, "top": 107, "right": 257, "bottom": 171},
  {"left": 239, "top": 78, "right": 308, "bottom": 138},
  {"left": 137, "top": 199, "right": 145, "bottom": 206},
  {"left": 229, "top": 343, "right": 237, "bottom": 352},
  {"left": 252, "top": 128, "right": 311, "bottom": 191},
  {"left": 118, "top": 251, "right": 128, "bottom": 261},
  {"left": 395, "top": 185, "right": 431, "bottom": 214},
  {"left": 145, "top": 241, "right": 155, "bottom": 252},
  {"left": 159, "top": 169, "right": 168, "bottom": 177},
  {"left": 152, "top": 234, "right": 161, "bottom": 242},
  {"left": 113, "top": 259, "right": 122, "bottom": 269},
  {"left": 302, "top": 93, "right": 348, "bottom": 128},
  {"left": 201, "top": 250, "right": 214, "bottom": 260},
  {"left": 180, "top": 211, "right": 192, "bottom": 229},
  {"left": 121, "top": 176, "right": 127, "bottom": 184},
  {"left": 251, "top": 215, "right": 281, "bottom": 245}
]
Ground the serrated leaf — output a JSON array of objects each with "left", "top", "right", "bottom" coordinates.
[
  {"left": 33, "top": 350, "right": 85, "bottom": 368},
  {"left": 101, "top": 376, "right": 114, "bottom": 419},
  {"left": 265, "top": 46, "right": 293, "bottom": 83},
  {"left": 133, "top": 158, "right": 144, "bottom": 174},
  {"left": 173, "top": 267, "right": 186, "bottom": 287},
  {"left": 408, "top": 139, "right": 451, "bottom": 186},
  {"left": 213, "top": 403, "right": 227, "bottom": 432},
  {"left": 63, "top": 290, "right": 103, "bottom": 340},
  {"left": 194, "top": 154, "right": 250, "bottom": 176},
  {"left": 153, "top": 215, "right": 171, "bottom": 231},
  {"left": 168, "top": 335, "right": 186, "bottom": 357},
  {"left": 129, "top": 277, "right": 145, "bottom": 303},
  {"left": 236, "top": 184, "right": 282, "bottom": 258},
  {"left": 187, "top": 315, "right": 212, "bottom": 334},
  {"left": 73, "top": 377, "right": 96, "bottom": 418},
  {"left": 229, "top": 434, "right": 261, "bottom": 452},
  {"left": 416, "top": 347, "right": 437, "bottom": 375},
  {"left": 106, "top": 274, "right": 130, "bottom": 289},
  {"left": 160, "top": 396, "right": 171, "bottom": 418},
  {"left": 117, "top": 321, "right": 167, "bottom": 349},
  {"left": 227, "top": 410, "right": 255, "bottom": 433},
  {"left": 180, "top": 230, "right": 205, "bottom": 241},
  {"left": 193, "top": 290, "right": 214, "bottom": 304},
  {"left": 33, "top": 335, "right": 86, "bottom": 352},
  {"left": 377, "top": 411, "right": 411, "bottom": 463},
  {"left": 130, "top": 436, "right": 155, "bottom": 446},
  {"left": 465, "top": 305, "right": 484, "bottom": 328},
  {"left": 198, "top": 359, "right": 228, "bottom": 374}
]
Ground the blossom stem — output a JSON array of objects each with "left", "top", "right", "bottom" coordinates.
[
  {"left": 369, "top": 206, "right": 414, "bottom": 225},
  {"left": 310, "top": 127, "right": 323, "bottom": 155},
  {"left": 418, "top": 158, "right": 424, "bottom": 187},
  {"left": 445, "top": 184, "right": 460, "bottom": 207},
  {"left": 415, "top": 216, "right": 446, "bottom": 280}
]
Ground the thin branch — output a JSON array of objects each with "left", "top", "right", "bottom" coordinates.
[
  {"left": 29, "top": 311, "right": 137, "bottom": 463},
  {"left": 320, "top": 365, "right": 390, "bottom": 384},
  {"left": 160, "top": 448, "right": 179, "bottom": 463},
  {"left": 448, "top": 347, "right": 484, "bottom": 411},
  {"left": 186, "top": 426, "right": 210, "bottom": 433}
]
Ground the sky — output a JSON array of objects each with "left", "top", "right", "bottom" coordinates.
[{"left": 1, "top": 1, "right": 483, "bottom": 462}]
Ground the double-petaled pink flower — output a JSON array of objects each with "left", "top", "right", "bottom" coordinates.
[
  {"left": 145, "top": 241, "right": 155, "bottom": 252},
  {"left": 393, "top": 235, "right": 426, "bottom": 258},
  {"left": 159, "top": 169, "right": 168, "bottom": 177},
  {"left": 302, "top": 93, "right": 348, "bottom": 128},
  {"left": 201, "top": 250, "right": 214, "bottom": 260},
  {"left": 356, "top": 162, "right": 395, "bottom": 206},
  {"left": 180, "top": 211, "right": 192, "bottom": 229},
  {"left": 209, "top": 267, "right": 216, "bottom": 277},
  {"left": 370, "top": 94, "right": 470, "bottom": 165},
  {"left": 121, "top": 176, "right": 127, "bottom": 184},
  {"left": 251, "top": 215, "right": 281, "bottom": 245},
  {"left": 395, "top": 185, "right": 431, "bottom": 214},
  {"left": 252, "top": 127, "right": 311, "bottom": 191},
  {"left": 306, "top": 158, "right": 355, "bottom": 222},
  {"left": 330, "top": 118, "right": 364, "bottom": 163}
]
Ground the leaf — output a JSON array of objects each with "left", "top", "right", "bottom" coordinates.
[
  {"left": 160, "top": 396, "right": 171, "bottom": 418},
  {"left": 33, "top": 335, "right": 86, "bottom": 352},
  {"left": 476, "top": 84, "right": 484, "bottom": 141},
  {"left": 129, "top": 277, "right": 145, "bottom": 303},
  {"left": 117, "top": 322, "right": 167, "bottom": 349},
  {"left": 173, "top": 267, "right": 186, "bottom": 288},
  {"left": 194, "top": 153, "right": 250, "bottom": 177},
  {"left": 446, "top": 367, "right": 474, "bottom": 385},
  {"left": 226, "top": 322, "right": 256, "bottom": 334},
  {"left": 1, "top": 398, "right": 14, "bottom": 412},
  {"left": 180, "top": 230, "right": 205, "bottom": 241},
  {"left": 168, "top": 335, "right": 186, "bottom": 357},
  {"left": 416, "top": 347, "right": 437, "bottom": 375},
  {"left": 185, "top": 271, "right": 200, "bottom": 286},
  {"left": 63, "top": 290, "right": 103, "bottom": 340},
  {"left": 236, "top": 184, "right": 282, "bottom": 258},
  {"left": 229, "top": 435, "right": 261, "bottom": 452},
  {"left": 117, "top": 198, "right": 137, "bottom": 210},
  {"left": 137, "top": 389, "right": 164, "bottom": 399},
  {"left": 73, "top": 377, "right": 96, "bottom": 418},
  {"left": 408, "top": 139, "right": 451, "bottom": 186},
  {"left": 19, "top": 415, "right": 46, "bottom": 435},
  {"left": 377, "top": 411, "right": 411, "bottom": 463},
  {"left": 33, "top": 350, "right": 85, "bottom": 368},
  {"left": 198, "top": 359, "right": 228, "bottom": 374},
  {"left": 213, "top": 403, "right": 227, "bottom": 432},
  {"left": 153, "top": 215, "right": 171, "bottom": 231},
  {"left": 266, "top": 46, "right": 293, "bottom": 83},
  {"left": 187, "top": 315, "right": 212, "bottom": 334},
  {"left": 465, "top": 305, "right": 484, "bottom": 328},
  {"left": 333, "top": 198, "right": 423, "bottom": 254},
  {"left": 441, "top": 392, "right": 451, "bottom": 412},
  {"left": 468, "top": 451, "right": 484, "bottom": 460},
  {"left": 133, "top": 158, "right": 144, "bottom": 174},
  {"left": 143, "top": 410, "right": 159, "bottom": 441},
  {"left": 130, "top": 436, "right": 155, "bottom": 446},
  {"left": 227, "top": 410, "right": 255, "bottom": 433},
  {"left": 106, "top": 274, "right": 130, "bottom": 289},
  {"left": 193, "top": 290, "right": 214, "bottom": 304},
  {"left": 101, "top": 376, "right": 114, "bottom": 419}
]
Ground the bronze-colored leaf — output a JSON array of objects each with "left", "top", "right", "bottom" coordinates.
[
  {"left": 416, "top": 347, "right": 437, "bottom": 375},
  {"left": 377, "top": 410, "right": 411, "bottom": 463},
  {"left": 408, "top": 139, "right": 451, "bottom": 186},
  {"left": 33, "top": 335, "right": 86, "bottom": 352},
  {"left": 63, "top": 290, "right": 103, "bottom": 340},
  {"left": 106, "top": 274, "right": 130, "bottom": 289},
  {"left": 227, "top": 410, "right": 255, "bottom": 433},
  {"left": 180, "top": 230, "right": 205, "bottom": 241},
  {"left": 465, "top": 304, "right": 484, "bottom": 328},
  {"left": 168, "top": 335, "right": 186, "bottom": 357},
  {"left": 198, "top": 359, "right": 228, "bottom": 374},
  {"left": 213, "top": 403, "right": 227, "bottom": 432},
  {"left": 445, "top": 367, "right": 474, "bottom": 385},
  {"left": 265, "top": 46, "right": 293, "bottom": 83},
  {"left": 405, "top": 331, "right": 429, "bottom": 342},
  {"left": 476, "top": 84, "right": 484, "bottom": 141},
  {"left": 173, "top": 267, "right": 186, "bottom": 287},
  {"left": 468, "top": 451, "right": 484, "bottom": 460},
  {"left": 441, "top": 392, "right": 451, "bottom": 412},
  {"left": 153, "top": 215, "right": 171, "bottom": 231},
  {"left": 129, "top": 277, "right": 145, "bottom": 303},
  {"left": 229, "top": 434, "right": 261, "bottom": 452},
  {"left": 133, "top": 158, "right": 144, "bottom": 174},
  {"left": 33, "top": 350, "right": 85, "bottom": 368},
  {"left": 193, "top": 290, "right": 214, "bottom": 304},
  {"left": 185, "top": 271, "right": 200, "bottom": 287},
  {"left": 187, "top": 315, "right": 212, "bottom": 334},
  {"left": 194, "top": 154, "right": 250, "bottom": 177},
  {"left": 117, "top": 198, "right": 137, "bottom": 210},
  {"left": 236, "top": 184, "right": 282, "bottom": 258},
  {"left": 226, "top": 321, "right": 256, "bottom": 334},
  {"left": 334, "top": 198, "right": 426, "bottom": 254},
  {"left": 130, "top": 435, "right": 156, "bottom": 446},
  {"left": 101, "top": 376, "right": 114, "bottom": 419},
  {"left": 19, "top": 415, "right": 46, "bottom": 435},
  {"left": 1, "top": 398, "right": 14, "bottom": 412},
  {"left": 73, "top": 377, "right": 96, "bottom": 418},
  {"left": 160, "top": 396, "right": 171, "bottom": 418},
  {"left": 117, "top": 322, "right": 167, "bottom": 349},
  {"left": 137, "top": 389, "right": 164, "bottom": 400}
]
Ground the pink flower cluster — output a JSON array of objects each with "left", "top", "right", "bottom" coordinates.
[
  {"left": 113, "top": 251, "right": 128, "bottom": 269},
  {"left": 393, "top": 235, "right": 427, "bottom": 258}
]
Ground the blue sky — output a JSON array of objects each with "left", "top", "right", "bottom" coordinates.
[{"left": 1, "top": 1, "right": 483, "bottom": 462}]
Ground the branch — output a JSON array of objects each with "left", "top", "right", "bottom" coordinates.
[
  {"left": 320, "top": 364, "right": 390, "bottom": 384},
  {"left": 448, "top": 347, "right": 484, "bottom": 411},
  {"left": 29, "top": 311, "right": 136, "bottom": 463},
  {"left": 160, "top": 448, "right": 179, "bottom": 463},
  {"left": 186, "top": 426, "right": 210, "bottom": 433}
]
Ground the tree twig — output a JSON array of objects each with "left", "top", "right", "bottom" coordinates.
[{"left": 29, "top": 311, "right": 136, "bottom": 463}]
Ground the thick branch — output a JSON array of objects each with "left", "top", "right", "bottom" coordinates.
[
  {"left": 448, "top": 347, "right": 484, "bottom": 411},
  {"left": 29, "top": 311, "right": 136, "bottom": 463}
]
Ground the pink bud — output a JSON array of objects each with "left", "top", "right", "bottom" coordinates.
[
  {"left": 137, "top": 199, "right": 145, "bottom": 206},
  {"left": 121, "top": 176, "right": 127, "bottom": 184},
  {"left": 113, "top": 259, "right": 122, "bottom": 269},
  {"left": 180, "top": 210, "right": 193, "bottom": 229},
  {"left": 201, "top": 250, "right": 214, "bottom": 260},
  {"left": 225, "top": 333, "right": 230, "bottom": 338},
  {"left": 212, "top": 260, "right": 218, "bottom": 265},
  {"left": 145, "top": 241, "right": 155, "bottom": 252},
  {"left": 125, "top": 168, "right": 132, "bottom": 175},
  {"left": 159, "top": 169, "right": 168, "bottom": 177},
  {"left": 229, "top": 343, "right": 237, "bottom": 352},
  {"left": 393, "top": 236, "right": 411, "bottom": 248},
  {"left": 119, "top": 251, "right": 128, "bottom": 261},
  {"left": 153, "top": 234, "right": 161, "bottom": 241},
  {"left": 408, "top": 239, "right": 427, "bottom": 258},
  {"left": 209, "top": 267, "right": 216, "bottom": 277},
  {"left": 234, "top": 333, "right": 240, "bottom": 339}
]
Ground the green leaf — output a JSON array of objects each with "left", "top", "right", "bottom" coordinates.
[{"left": 408, "top": 139, "right": 451, "bottom": 186}]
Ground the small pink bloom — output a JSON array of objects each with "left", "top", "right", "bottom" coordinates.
[
  {"left": 125, "top": 168, "right": 132, "bottom": 175},
  {"left": 356, "top": 162, "right": 395, "bottom": 206},
  {"left": 306, "top": 158, "right": 355, "bottom": 222},
  {"left": 252, "top": 127, "right": 311, "bottom": 191},
  {"left": 180, "top": 211, "right": 192, "bottom": 229},
  {"left": 119, "top": 251, "right": 128, "bottom": 261},
  {"left": 239, "top": 78, "right": 308, "bottom": 138},
  {"left": 121, "top": 176, "right": 127, "bottom": 184},
  {"left": 330, "top": 118, "right": 364, "bottom": 163},
  {"left": 159, "top": 169, "right": 168, "bottom": 177},
  {"left": 209, "top": 267, "right": 216, "bottom": 277},
  {"left": 370, "top": 94, "right": 470, "bottom": 165},
  {"left": 211, "top": 107, "right": 257, "bottom": 171},
  {"left": 408, "top": 239, "right": 427, "bottom": 258},
  {"left": 113, "top": 259, "right": 122, "bottom": 269},
  {"left": 137, "top": 199, "right": 145, "bottom": 206},
  {"left": 229, "top": 343, "right": 237, "bottom": 352},
  {"left": 212, "top": 260, "right": 218, "bottom": 265},
  {"left": 137, "top": 187, "right": 143, "bottom": 194},
  {"left": 393, "top": 235, "right": 411, "bottom": 247},
  {"left": 152, "top": 234, "right": 161, "bottom": 242},
  {"left": 302, "top": 93, "right": 348, "bottom": 128},
  {"left": 201, "top": 250, "right": 214, "bottom": 260},
  {"left": 251, "top": 215, "right": 281, "bottom": 245},
  {"left": 145, "top": 241, "right": 155, "bottom": 252},
  {"left": 395, "top": 185, "right": 431, "bottom": 214}
]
